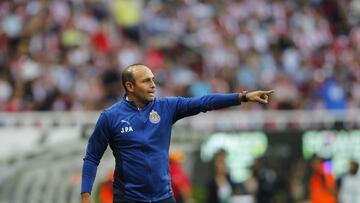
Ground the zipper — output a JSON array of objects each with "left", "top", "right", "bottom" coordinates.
[{"left": 138, "top": 108, "right": 154, "bottom": 202}]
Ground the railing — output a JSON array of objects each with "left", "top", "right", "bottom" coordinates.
[{"left": 0, "top": 109, "right": 359, "bottom": 162}]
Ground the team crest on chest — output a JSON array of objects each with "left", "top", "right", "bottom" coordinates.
[{"left": 149, "top": 110, "right": 161, "bottom": 124}]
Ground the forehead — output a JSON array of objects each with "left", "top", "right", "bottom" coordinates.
[{"left": 132, "top": 66, "right": 154, "bottom": 81}]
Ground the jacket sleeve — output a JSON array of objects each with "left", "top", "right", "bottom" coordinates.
[
  {"left": 169, "top": 93, "right": 241, "bottom": 123},
  {"left": 81, "top": 112, "right": 111, "bottom": 193}
]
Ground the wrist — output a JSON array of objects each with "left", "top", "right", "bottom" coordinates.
[{"left": 240, "top": 91, "right": 249, "bottom": 102}]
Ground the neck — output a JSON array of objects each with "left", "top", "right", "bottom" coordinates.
[{"left": 127, "top": 94, "right": 146, "bottom": 109}]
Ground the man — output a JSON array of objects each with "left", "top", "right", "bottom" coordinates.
[
  {"left": 207, "top": 149, "right": 234, "bottom": 203},
  {"left": 169, "top": 151, "right": 194, "bottom": 203},
  {"left": 309, "top": 157, "right": 337, "bottom": 203},
  {"left": 81, "top": 64, "right": 274, "bottom": 203},
  {"left": 338, "top": 161, "right": 360, "bottom": 203}
]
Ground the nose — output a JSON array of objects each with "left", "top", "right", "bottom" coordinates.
[{"left": 150, "top": 80, "right": 156, "bottom": 88}]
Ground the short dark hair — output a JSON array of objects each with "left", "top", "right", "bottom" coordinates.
[{"left": 121, "top": 64, "right": 145, "bottom": 92}]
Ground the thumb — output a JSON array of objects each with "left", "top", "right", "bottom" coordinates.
[{"left": 257, "top": 96, "right": 268, "bottom": 104}]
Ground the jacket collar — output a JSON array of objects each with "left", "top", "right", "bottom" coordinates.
[{"left": 121, "top": 94, "right": 155, "bottom": 111}]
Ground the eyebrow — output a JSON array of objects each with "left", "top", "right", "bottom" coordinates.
[{"left": 141, "top": 76, "right": 155, "bottom": 82}]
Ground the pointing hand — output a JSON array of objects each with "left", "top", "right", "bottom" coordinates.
[{"left": 244, "top": 90, "right": 274, "bottom": 104}]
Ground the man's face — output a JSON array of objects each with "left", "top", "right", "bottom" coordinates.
[
  {"left": 349, "top": 162, "right": 359, "bottom": 175},
  {"left": 130, "top": 66, "right": 156, "bottom": 104}
]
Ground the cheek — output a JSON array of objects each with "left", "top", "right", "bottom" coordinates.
[{"left": 136, "top": 85, "right": 148, "bottom": 95}]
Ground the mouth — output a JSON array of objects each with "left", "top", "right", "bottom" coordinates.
[{"left": 148, "top": 92, "right": 155, "bottom": 97}]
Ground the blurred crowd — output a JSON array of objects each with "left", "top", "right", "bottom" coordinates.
[
  {"left": 0, "top": 0, "right": 360, "bottom": 111},
  {"left": 95, "top": 150, "right": 360, "bottom": 203},
  {"left": 204, "top": 150, "right": 360, "bottom": 203}
]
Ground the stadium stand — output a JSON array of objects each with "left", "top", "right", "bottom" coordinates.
[{"left": 0, "top": 0, "right": 359, "bottom": 112}]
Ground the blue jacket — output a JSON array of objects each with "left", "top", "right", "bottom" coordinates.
[{"left": 82, "top": 94, "right": 241, "bottom": 202}]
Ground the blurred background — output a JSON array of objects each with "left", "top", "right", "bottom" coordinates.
[{"left": 0, "top": 0, "right": 360, "bottom": 202}]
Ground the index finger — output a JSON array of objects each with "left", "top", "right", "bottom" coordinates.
[{"left": 263, "top": 90, "right": 274, "bottom": 94}]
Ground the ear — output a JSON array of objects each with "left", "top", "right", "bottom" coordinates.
[{"left": 125, "top": 81, "right": 135, "bottom": 92}]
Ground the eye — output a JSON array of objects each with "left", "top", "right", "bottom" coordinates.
[
  {"left": 143, "top": 78, "right": 156, "bottom": 83},
  {"left": 142, "top": 78, "right": 151, "bottom": 83}
]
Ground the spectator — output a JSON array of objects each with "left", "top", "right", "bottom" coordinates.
[
  {"left": 337, "top": 161, "right": 360, "bottom": 203},
  {"left": 309, "top": 156, "right": 337, "bottom": 203},
  {"left": 169, "top": 151, "right": 194, "bottom": 203},
  {"left": 98, "top": 171, "right": 114, "bottom": 203},
  {"left": 250, "top": 158, "right": 277, "bottom": 203},
  {"left": 206, "top": 149, "right": 234, "bottom": 203},
  {"left": 0, "top": 0, "right": 359, "bottom": 112}
]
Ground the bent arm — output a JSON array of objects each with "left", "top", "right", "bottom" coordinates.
[{"left": 81, "top": 112, "right": 111, "bottom": 196}]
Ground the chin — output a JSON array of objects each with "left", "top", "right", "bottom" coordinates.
[{"left": 144, "top": 97, "right": 155, "bottom": 102}]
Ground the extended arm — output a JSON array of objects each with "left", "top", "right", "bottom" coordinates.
[
  {"left": 81, "top": 112, "right": 111, "bottom": 203},
  {"left": 171, "top": 90, "right": 274, "bottom": 122}
]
